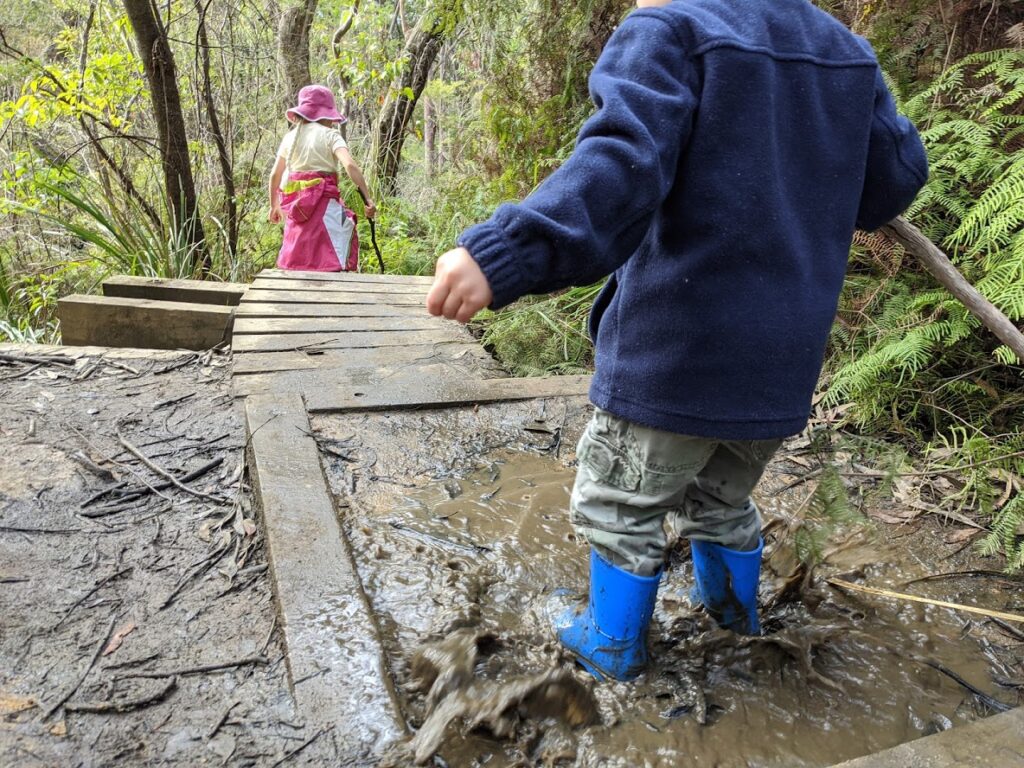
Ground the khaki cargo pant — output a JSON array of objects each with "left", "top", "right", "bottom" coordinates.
[{"left": 572, "top": 409, "right": 782, "bottom": 577}]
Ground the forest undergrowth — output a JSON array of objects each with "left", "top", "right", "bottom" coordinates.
[{"left": 1, "top": 0, "right": 1023, "bottom": 567}]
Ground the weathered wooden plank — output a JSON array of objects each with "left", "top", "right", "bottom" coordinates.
[
  {"left": 58, "top": 294, "right": 233, "bottom": 350},
  {"left": 245, "top": 394, "right": 405, "bottom": 749},
  {"left": 232, "top": 329, "right": 467, "bottom": 353},
  {"left": 304, "top": 369, "right": 593, "bottom": 412},
  {"left": 232, "top": 343, "right": 497, "bottom": 375},
  {"left": 260, "top": 268, "right": 432, "bottom": 285},
  {"left": 251, "top": 277, "right": 427, "bottom": 295},
  {"left": 102, "top": 275, "right": 247, "bottom": 306},
  {"left": 241, "top": 289, "right": 425, "bottom": 306},
  {"left": 232, "top": 315, "right": 443, "bottom": 335},
  {"left": 233, "top": 355, "right": 509, "bottom": 397},
  {"left": 234, "top": 301, "right": 424, "bottom": 318},
  {"left": 830, "top": 706, "right": 1024, "bottom": 767}
]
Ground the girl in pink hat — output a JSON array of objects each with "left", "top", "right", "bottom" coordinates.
[{"left": 268, "top": 84, "right": 377, "bottom": 271}]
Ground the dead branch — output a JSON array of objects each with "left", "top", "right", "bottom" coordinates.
[{"left": 882, "top": 216, "right": 1024, "bottom": 362}]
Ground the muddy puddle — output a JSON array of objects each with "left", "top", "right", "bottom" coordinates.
[{"left": 315, "top": 399, "right": 1022, "bottom": 767}]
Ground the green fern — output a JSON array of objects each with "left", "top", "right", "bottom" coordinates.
[{"left": 825, "top": 47, "right": 1024, "bottom": 569}]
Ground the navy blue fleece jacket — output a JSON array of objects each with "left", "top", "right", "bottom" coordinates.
[{"left": 458, "top": 0, "right": 928, "bottom": 439}]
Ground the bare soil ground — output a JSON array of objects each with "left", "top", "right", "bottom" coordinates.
[{"left": 0, "top": 345, "right": 334, "bottom": 766}]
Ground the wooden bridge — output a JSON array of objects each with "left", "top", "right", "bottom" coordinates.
[{"left": 55, "top": 270, "right": 1024, "bottom": 766}]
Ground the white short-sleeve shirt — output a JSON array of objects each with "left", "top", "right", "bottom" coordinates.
[{"left": 276, "top": 122, "right": 348, "bottom": 175}]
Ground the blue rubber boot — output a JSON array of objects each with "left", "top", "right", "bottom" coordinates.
[
  {"left": 555, "top": 549, "right": 661, "bottom": 682},
  {"left": 691, "top": 537, "right": 763, "bottom": 635}
]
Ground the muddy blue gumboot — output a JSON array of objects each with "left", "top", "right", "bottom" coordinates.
[
  {"left": 556, "top": 548, "right": 661, "bottom": 682},
  {"left": 690, "top": 537, "right": 763, "bottom": 635}
]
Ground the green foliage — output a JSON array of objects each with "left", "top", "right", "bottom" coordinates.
[
  {"left": 794, "top": 466, "right": 866, "bottom": 566},
  {"left": 826, "top": 47, "right": 1024, "bottom": 567},
  {"left": 479, "top": 284, "right": 603, "bottom": 376}
]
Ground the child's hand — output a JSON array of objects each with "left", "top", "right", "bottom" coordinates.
[
  {"left": 269, "top": 204, "right": 283, "bottom": 224},
  {"left": 426, "top": 247, "right": 493, "bottom": 324}
]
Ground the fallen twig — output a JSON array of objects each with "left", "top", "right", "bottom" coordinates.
[
  {"left": 158, "top": 543, "right": 231, "bottom": 609},
  {"left": 153, "top": 354, "right": 199, "bottom": 375},
  {"left": 269, "top": 724, "right": 334, "bottom": 767},
  {"left": 0, "top": 352, "right": 75, "bottom": 366},
  {"left": 65, "top": 677, "right": 177, "bottom": 714},
  {"left": 101, "top": 359, "right": 141, "bottom": 376},
  {"left": 118, "top": 431, "right": 227, "bottom": 504},
  {"left": 0, "top": 525, "right": 81, "bottom": 534},
  {"left": 902, "top": 570, "right": 1019, "bottom": 587},
  {"left": 918, "top": 658, "right": 1011, "bottom": 713},
  {"left": 82, "top": 457, "right": 225, "bottom": 511},
  {"left": 207, "top": 699, "right": 240, "bottom": 739},
  {"left": 117, "top": 654, "right": 267, "bottom": 679},
  {"left": 771, "top": 467, "right": 824, "bottom": 496},
  {"left": 387, "top": 521, "right": 493, "bottom": 554},
  {"left": 53, "top": 567, "right": 133, "bottom": 630},
  {"left": 989, "top": 617, "right": 1024, "bottom": 643},
  {"left": 154, "top": 392, "right": 195, "bottom": 410},
  {"left": 40, "top": 616, "right": 117, "bottom": 721},
  {"left": 828, "top": 578, "right": 1024, "bottom": 623}
]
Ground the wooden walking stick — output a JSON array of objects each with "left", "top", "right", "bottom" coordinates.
[{"left": 881, "top": 216, "right": 1024, "bottom": 362}]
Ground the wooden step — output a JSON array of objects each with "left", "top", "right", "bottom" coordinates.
[
  {"left": 103, "top": 275, "right": 248, "bottom": 306},
  {"left": 58, "top": 294, "right": 234, "bottom": 350}
]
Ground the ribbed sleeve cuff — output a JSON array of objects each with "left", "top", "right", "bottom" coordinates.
[{"left": 458, "top": 221, "right": 526, "bottom": 310}]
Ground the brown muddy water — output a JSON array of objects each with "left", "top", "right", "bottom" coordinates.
[{"left": 315, "top": 398, "right": 1022, "bottom": 767}]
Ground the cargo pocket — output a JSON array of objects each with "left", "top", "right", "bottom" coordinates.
[{"left": 578, "top": 433, "right": 640, "bottom": 493}]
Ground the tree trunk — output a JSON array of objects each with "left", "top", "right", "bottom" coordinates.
[
  {"left": 278, "top": 0, "right": 318, "bottom": 105},
  {"left": 121, "top": 0, "right": 208, "bottom": 273},
  {"left": 194, "top": 0, "right": 237, "bottom": 258},
  {"left": 373, "top": 0, "right": 461, "bottom": 195}
]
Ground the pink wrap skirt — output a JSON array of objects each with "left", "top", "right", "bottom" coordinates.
[{"left": 277, "top": 171, "right": 359, "bottom": 272}]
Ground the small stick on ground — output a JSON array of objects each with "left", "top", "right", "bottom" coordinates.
[
  {"left": 902, "top": 570, "right": 1020, "bottom": 587},
  {"left": 40, "top": 616, "right": 117, "bottom": 721},
  {"left": 0, "top": 353, "right": 75, "bottom": 366},
  {"left": 918, "top": 658, "right": 1011, "bottom": 713},
  {"left": 153, "top": 354, "right": 199, "bottom": 375},
  {"left": 989, "top": 617, "right": 1024, "bottom": 643},
  {"left": 117, "top": 654, "right": 268, "bottom": 680},
  {"left": 53, "top": 567, "right": 132, "bottom": 630},
  {"left": 0, "top": 525, "right": 82, "bottom": 534},
  {"left": 269, "top": 724, "right": 335, "bottom": 767},
  {"left": 207, "top": 699, "right": 241, "bottom": 739},
  {"left": 64, "top": 677, "right": 177, "bottom": 714},
  {"left": 828, "top": 578, "right": 1024, "bottom": 623},
  {"left": 118, "top": 431, "right": 227, "bottom": 504},
  {"left": 158, "top": 542, "right": 231, "bottom": 609},
  {"left": 83, "top": 458, "right": 224, "bottom": 511}
]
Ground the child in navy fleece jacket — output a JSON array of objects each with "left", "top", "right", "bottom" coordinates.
[{"left": 427, "top": 0, "right": 927, "bottom": 678}]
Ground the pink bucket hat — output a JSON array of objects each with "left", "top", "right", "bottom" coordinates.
[{"left": 286, "top": 85, "right": 347, "bottom": 125}]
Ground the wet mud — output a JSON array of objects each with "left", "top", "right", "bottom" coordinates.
[
  {"left": 316, "top": 399, "right": 1024, "bottom": 767},
  {"left": 0, "top": 346, "right": 335, "bottom": 766}
]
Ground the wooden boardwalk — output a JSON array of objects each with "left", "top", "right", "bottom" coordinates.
[{"left": 234, "top": 269, "right": 590, "bottom": 758}]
